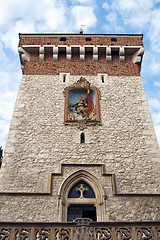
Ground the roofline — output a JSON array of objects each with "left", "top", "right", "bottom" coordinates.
[{"left": 19, "top": 33, "right": 143, "bottom": 38}]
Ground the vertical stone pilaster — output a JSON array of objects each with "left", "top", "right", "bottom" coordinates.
[{"left": 73, "top": 218, "right": 94, "bottom": 240}]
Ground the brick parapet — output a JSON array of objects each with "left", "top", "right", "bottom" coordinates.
[
  {"left": 18, "top": 34, "right": 144, "bottom": 75},
  {"left": 19, "top": 35, "right": 143, "bottom": 47}
]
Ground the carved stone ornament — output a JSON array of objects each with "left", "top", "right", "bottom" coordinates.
[
  {"left": 64, "top": 77, "right": 91, "bottom": 94},
  {"left": 73, "top": 218, "right": 94, "bottom": 240},
  {"left": 64, "top": 77, "right": 101, "bottom": 130}
]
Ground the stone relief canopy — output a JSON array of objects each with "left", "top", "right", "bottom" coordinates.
[{"left": 64, "top": 78, "right": 101, "bottom": 129}]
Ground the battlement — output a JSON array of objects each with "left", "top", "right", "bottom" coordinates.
[{"left": 18, "top": 34, "right": 144, "bottom": 75}]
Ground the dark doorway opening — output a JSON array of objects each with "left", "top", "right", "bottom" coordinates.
[{"left": 67, "top": 204, "right": 97, "bottom": 222}]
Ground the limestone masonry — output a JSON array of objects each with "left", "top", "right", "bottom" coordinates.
[{"left": 0, "top": 34, "right": 160, "bottom": 224}]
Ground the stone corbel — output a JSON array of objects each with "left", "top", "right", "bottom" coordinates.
[
  {"left": 119, "top": 47, "right": 125, "bottom": 62},
  {"left": 53, "top": 46, "right": 58, "bottom": 61},
  {"left": 106, "top": 47, "right": 112, "bottom": 62},
  {"left": 80, "top": 46, "right": 85, "bottom": 61},
  {"left": 18, "top": 47, "right": 31, "bottom": 69},
  {"left": 93, "top": 47, "right": 98, "bottom": 62},
  {"left": 132, "top": 47, "right": 144, "bottom": 64},
  {"left": 39, "top": 46, "right": 44, "bottom": 62},
  {"left": 66, "top": 46, "right": 71, "bottom": 61}
]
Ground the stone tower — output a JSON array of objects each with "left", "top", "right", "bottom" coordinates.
[{"left": 0, "top": 33, "right": 160, "bottom": 239}]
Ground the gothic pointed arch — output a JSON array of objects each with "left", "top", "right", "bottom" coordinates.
[{"left": 58, "top": 170, "right": 105, "bottom": 222}]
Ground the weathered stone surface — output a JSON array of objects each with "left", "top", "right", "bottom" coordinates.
[{"left": 0, "top": 74, "right": 159, "bottom": 222}]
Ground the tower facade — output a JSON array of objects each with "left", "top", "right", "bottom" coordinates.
[{"left": 0, "top": 33, "right": 160, "bottom": 239}]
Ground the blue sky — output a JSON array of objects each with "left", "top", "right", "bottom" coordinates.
[{"left": 0, "top": 0, "right": 160, "bottom": 149}]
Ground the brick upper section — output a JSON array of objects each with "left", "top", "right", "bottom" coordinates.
[
  {"left": 22, "top": 54, "right": 140, "bottom": 76},
  {"left": 19, "top": 34, "right": 143, "bottom": 47},
  {"left": 18, "top": 34, "right": 143, "bottom": 76}
]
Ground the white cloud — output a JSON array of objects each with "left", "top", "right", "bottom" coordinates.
[
  {"left": 0, "top": 119, "right": 10, "bottom": 149},
  {"left": 102, "top": 0, "right": 158, "bottom": 32},
  {"left": 154, "top": 124, "right": 160, "bottom": 148},
  {"left": 154, "top": 81, "right": 160, "bottom": 88},
  {"left": 104, "top": 12, "right": 125, "bottom": 32},
  {"left": 37, "top": 5, "right": 66, "bottom": 32},
  {"left": 148, "top": 98, "right": 160, "bottom": 111},
  {"left": 0, "top": 0, "right": 97, "bottom": 53},
  {"left": 72, "top": 0, "right": 94, "bottom": 3},
  {"left": 150, "top": 58, "right": 160, "bottom": 74},
  {"left": 71, "top": 6, "right": 97, "bottom": 30},
  {"left": 2, "top": 20, "right": 35, "bottom": 52},
  {"left": 152, "top": 112, "right": 160, "bottom": 125},
  {"left": 148, "top": 9, "right": 160, "bottom": 51},
  {"left": 148, "top": 98, "right": 160, "bottom": 147},
  {"left": 102, "top": 2, "right": 110, "bottom": 10},
  {"left": 0, "top": 91, "right": 17, "bottom": 120}
]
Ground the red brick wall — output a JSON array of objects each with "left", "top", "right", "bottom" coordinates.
[
  {"left": 22, "top": 54, "right": 140, "bottom": 76},
  {"left": 20, "top": 35, "right": 142, "bottom": 76},
  {"left": 19, "top": 35, "right": 143, "bottom": 47}
]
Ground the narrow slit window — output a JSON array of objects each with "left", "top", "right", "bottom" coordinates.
[
  {"left": 101, "top": 75, "right": 104, "bottom": 83},
  {"left": 63, "top": 75, "right": 66, "bottom": 83},
  {"left": 80, "top": 132, "right": 85, "bottom": 143}
]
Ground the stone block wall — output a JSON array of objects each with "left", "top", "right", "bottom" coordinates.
[{"left": 0, "top": 74, "right": 159, "bottom": 222}]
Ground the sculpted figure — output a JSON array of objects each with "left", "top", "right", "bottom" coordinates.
[{"left": 70, "top": 89, "right": 94, "bottom": 120}]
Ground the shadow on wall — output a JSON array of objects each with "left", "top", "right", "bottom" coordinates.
[{"left": 0, "top": 146, "right": 3, "bottom": 168}]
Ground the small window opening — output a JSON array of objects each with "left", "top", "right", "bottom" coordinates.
[
  {"left": 60, "top": 37, "right": 66, "bottom": 41},
  {"left": 63, "top": 75, "right": 66, "bottom": 83},
  {"left": 111, "top": 38, "right": 117, "bottom": 42},
  {"left": 111, "top": 49, "right": 119, "bottom": 56},
  {"left": 86, "top": 37, "right": 91, "bottom": 41},
  {"left": 67, "top": 204, "right": 97, "bottom": 222},
  {"left": 101, "top": 75, "right": 104, "bottom": 83},
  {"left": 81, "top": 132, "right": 85, "bottom": 143}
]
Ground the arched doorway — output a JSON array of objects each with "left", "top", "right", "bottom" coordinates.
[{"left": 58, "top": 170, "right": 105, "bottom": 222}]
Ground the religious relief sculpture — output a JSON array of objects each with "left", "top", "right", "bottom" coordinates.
[
  {"left": 64, "top": 78, "right": 101, "bottom": 129},
  {"left": 68, "top": 88, "right": 96, "bottom": 121}
]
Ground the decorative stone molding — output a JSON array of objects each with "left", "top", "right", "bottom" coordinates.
[
  {"left": 0, "top": 222, "right": 159, "bottom": 240},
  {"left": 119, "top": 46, "right": 125, "bottom": 62},
  {"left": 58, "top": 169, "right": 105, "bottom": 221},
  {"left": 18, "top": 47, "right": 31, "bottom": 68},
  {"left": 132, "top": 47, "right": 144, "bottom": 64},
  {"left": 0, "top": 163, "right": 160, "bottom": 196},
  {"left": 66, "top": 46, "right": 71, "bottom": 61},
  {"left": 80, "top": 46, "right": 85, "bottom": 61},
  {"left": 106, "top": 47, "right": 112, "bottom": 62},
  {"left": 73, "top": 218, "right": 94, "bottom": 240},
  {"left": 75, "top": 119, "right": 101, "bottom": 130},
  {"left": 39, "top": 46, "right": 44, "bottom": 62},
  {"left": 93, "top": 47, "right": 98, "bottom": 62},
  {"left": 63, "top": 77, "right": 100, "bottom": 96},
  {"left": 53, "top": 46, "right": 58, "bottom": 61},
  {"left": 18, "top": 45, "right": 144, "bottom": 69}
]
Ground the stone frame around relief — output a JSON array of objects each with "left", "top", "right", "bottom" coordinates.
[{"left": 64, "top": 78, "right": 101, "bottom": 128}]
